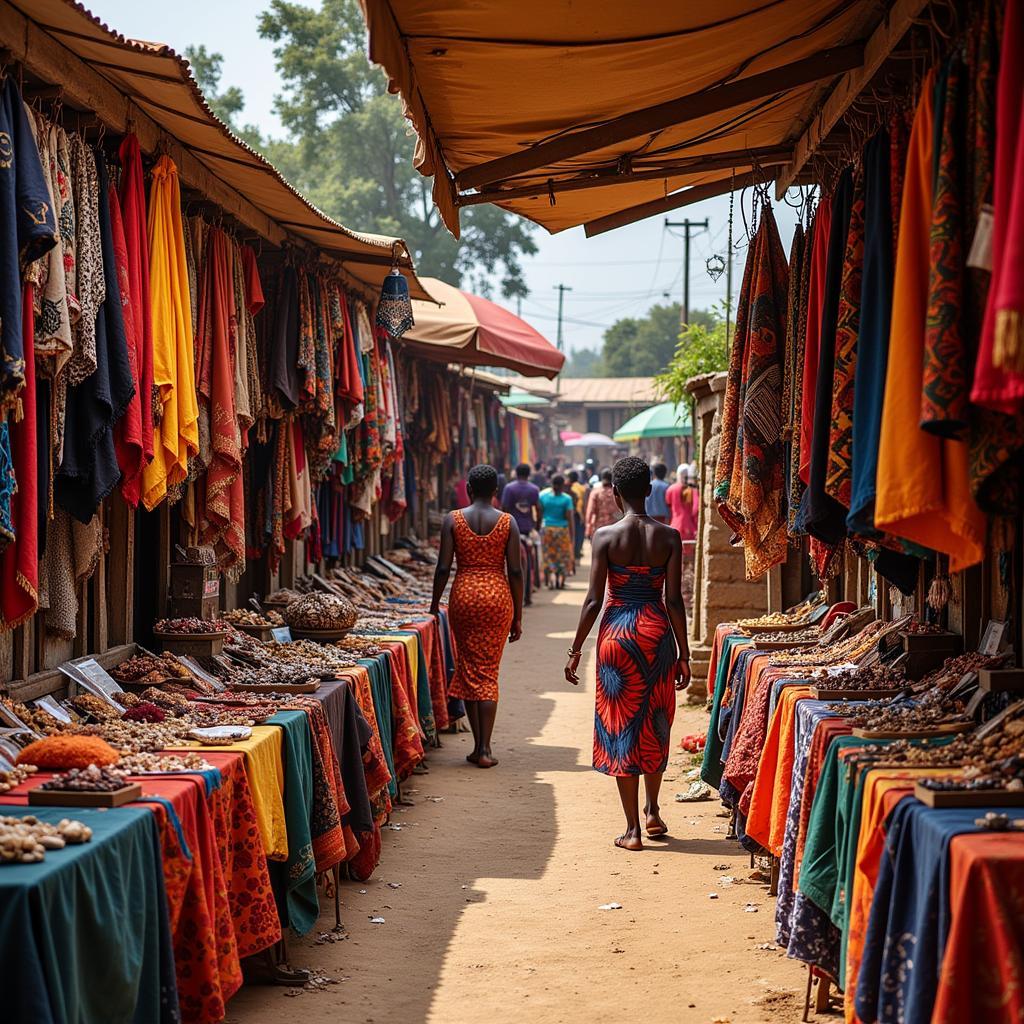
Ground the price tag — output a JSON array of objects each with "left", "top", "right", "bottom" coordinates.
[
  {"left": 271, "top": 626, "right": 293, "bottom": 643},
  {"left": 60, "top": 658, "right": 126, "bottom": 712},
  {"left": 979, "top": 620, "right": 1007, "bottom": 655},
  {"left": 34, "top": 695, "right": 73, "bottom": 724}
]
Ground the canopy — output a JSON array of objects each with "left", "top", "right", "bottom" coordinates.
[
  {"left": 613, "top": 402, "right": 692, "bottom": 442},
  {"left": 402, "top": 278, "right": 565, "bottom": 379},
  {"left": 8, "top": 1, "right": 431, "bottom": 299},
  {"left": 564, "top": 432, "right": 616, "bottom": 448},
  {"left": 360, "top": 1, "right": 927, "bottom": 236}
]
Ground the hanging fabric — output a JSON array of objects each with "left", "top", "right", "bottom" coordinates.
[
  {"left": 875, "top": 69, "right": 986, "bottom": 571},
  {"left": 142, "top": 154, "right": 199, "bottom": 510}
]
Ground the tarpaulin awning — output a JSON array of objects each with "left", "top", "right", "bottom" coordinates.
[
  {"left": 400, "top": 277, "right": 565, "bottom": 379},
  {"left": 6, "top": 0, "right": 432, "bottom": 299},
  {"left": 360, "top": 1, "right": 928, "bottom": 236},
  {"left": 613, "top": 402, "right": 692, "bottom": 442}
]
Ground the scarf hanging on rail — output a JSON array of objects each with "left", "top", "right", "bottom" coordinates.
[
  {"left": 804, "top": 166, "right": 854, "bottom": 548},
  {"left": 55, "top": 155, "right": 134, "bottom": 524},
  {"left": 268, "top": 264, "right": 301, "bottom": 413},
  {"left": 785, "top": 214, "right": 813, "bottom": 533},
  {"left": 195, "top": 226, "right": 245, "bottom": 576},
  {"left": 118, "top": 134, "right": 155, "bottom": 488},
  {"left": 142, "top": 155, "right": 199, "bottom": 510},
  {"left": 798, "top": 197, "right": 831, "bottom": 487},
  {"left": 875, "top": 69, "right": 985, "bottom": 572},
  {"left": 714, "top": 203, "right": 789, "bottom": 581}
]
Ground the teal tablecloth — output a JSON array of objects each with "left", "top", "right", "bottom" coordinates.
[{"left": 0, "top": 804, "right": 178, "bottom": 1024}]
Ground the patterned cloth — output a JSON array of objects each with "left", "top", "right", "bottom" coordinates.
[
  {"left": 543, "top": 524, "right": 572, "bottom": 577},
  {"left": 593, "top": 564, "right": 676, "bottom": 776},
  {"left": 714, "top": 204, "right": 790, "bottom": 580},
  {"left": 784, "top": 220, "right": 810, "bottom": 533},
  {"left": 585, "top": 482, "right": 620, "bottom": 535},
  {"left": 448, "top": 510, "right": 514, "bottom": 702}
]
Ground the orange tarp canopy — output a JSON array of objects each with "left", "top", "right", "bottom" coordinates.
[{"left": 360, "top": 1, "right": 915, "bottom": 236}]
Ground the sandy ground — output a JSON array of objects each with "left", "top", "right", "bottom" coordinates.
[{"left": 229, "top": 567, "right": 806, "bottom": 1024}]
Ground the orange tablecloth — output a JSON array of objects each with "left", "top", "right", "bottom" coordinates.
[{"left": 932, "top": 832, "right": 1024, "bottom": 1024}]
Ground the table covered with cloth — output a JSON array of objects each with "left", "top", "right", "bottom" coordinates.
[
  {"left": 855, "top": 797, "right": 1012, "bottom": 1024},
  {"left": 0, "top": 804, "right": 178, "bottom": 1024}
]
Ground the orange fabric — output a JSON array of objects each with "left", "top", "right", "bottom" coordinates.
[
  {"left": 843, "top": 771, "right": 945, "bottom": 1024},
  {"left": 874, "top": 70, "right": 985, "bottom": 570},
  {"left": 933, "top": 833, "right": 1024, "bottom": 1024},
  {"left": 746, "top": 685, "right": 812, "bottom": 854},
  {"left": 448, "top": 510, "right": 514, "bottom": 701},
  {"left": 340, "top": 665, "right": 393, "bottom": 810}
]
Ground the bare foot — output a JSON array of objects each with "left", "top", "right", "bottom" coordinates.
[
  {"left": 614, "top": 832, "right": 644, "bottom": 851},
  {"left": 477, "top": 754, "right": 499, "bottom": 768},
  {"left": 645, "top": 805, "right": 669, "bottom": 837},
  {"left": 466, "top": 752, "right": 480, "bottom": 764}
]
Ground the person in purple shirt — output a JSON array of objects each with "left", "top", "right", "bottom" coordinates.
[{"left": 502, "top": 464, "right": 542, "bottom": 605}]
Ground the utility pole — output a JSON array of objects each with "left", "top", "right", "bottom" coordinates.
[
  {"left": 664, "top": 217, "right": 708, "bottom": 326},
  {"left": 553, "top": 283, "right": 572, "bottom": 350}
]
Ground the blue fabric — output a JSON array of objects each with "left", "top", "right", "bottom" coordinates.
[
  {"left": 848, "top": 128, "right": 894, "bottom": 534},
  {"left": 138, "top": 795, "right": 192, "bottom": 861},
  {"left": 855, "top": 799, "right": 999, "bottom": 1024},
  {"left": 538, "top": 489, "right": 573, "bottom": 527},
  {"left": 700, "top": 634, "right": 749, "bottom": 788},
  {"left": 645, "top": 477, "right": 670, "bottom": 517},
  {"left": 0, "top": 804, "right": 179, "bottom": 1024}
]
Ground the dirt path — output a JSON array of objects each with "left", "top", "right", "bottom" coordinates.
[{"left": 230, "top": 570, "right": 806, "bottom": 1024}]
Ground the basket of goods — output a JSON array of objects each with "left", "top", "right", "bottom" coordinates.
[
  {"left": 29, "top": 765, "right": 142, "bottom": 807},
  {"left": 111, "top": 653, "right": 194, "bottom": 688},
  {"left": 283, "top": 592, "right": 358, "bottom": 641},
  {"left": 153, "top": 617, "right": 229, "bottom": 656},
  {"left": 222, "top": 607, "right": 285, "bottom": 640}
]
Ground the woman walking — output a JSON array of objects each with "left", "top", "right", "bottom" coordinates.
[
  {"left": 565, "top": 457, "right": 690, "bottom": 850},
  {"left": 431, "top": 465, "right": 524, "bottom": 768},
  {"left": 540, "top": 474, "right": 575, "bottom": 589}
]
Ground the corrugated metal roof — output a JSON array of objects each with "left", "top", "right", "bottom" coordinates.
[{"left": 555, "top": 378, "right": 659, "bottom": 405}]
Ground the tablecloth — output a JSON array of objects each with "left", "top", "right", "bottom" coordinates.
[{"left": 0, "top": 804, "right": 178, "bottom": 1024}]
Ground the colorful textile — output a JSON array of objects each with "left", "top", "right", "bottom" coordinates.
[
  {"left": 933, "top": 832, "right": 1024, "bottom": 1024},
  {"left": 203, "top": 751, "right": 282, "bottom": 958},
  {"left": 922, "top": 55, "right": 970, "bottom": 438},
  {"left": 848, "top": 128, "right": 895, "bottom": 535},
  {"left": 715, "top": 204, "right": 790, "bottom": 579},
  {"left": 195, "top": 227, "right": 245, "bottom": 573},
  {"left": 785, "top": 218, "right": 812, "bottom": 532},
  {"left": 448, "top": 510, "right": 514, "bottom": 702},
  {"left": 875, "top": 70, "right": 986, "bottom": 571},
  {"left": 0, "top": 804, "right": 178, "bottom": 1024},
  {"left": 142, "top": 155, "right": 199, "bottom": 510},
  {"left": 55, "top": 155, "right": 135, "bottom": 524},
  {"left": 826, "top": 163, "right": 866, "bottom": 507},
  {"left": 593, "top": 563, "right": 676, "bottom": 776},
  {"left": 543, "top": 523, "right": 572, "bottom": 577},
  {"left": 799, "top": 199, "right": 832, "bottom": 486},
  {"left": 804, "top": 169, "right": 854, "bottom": 546},
  {"left": 585, "top": 482, "right": 620, "bottom": 535}
]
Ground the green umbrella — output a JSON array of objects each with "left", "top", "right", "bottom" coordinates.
[{"left": 612, "top": 401, "right": 691, "bottom": 442}]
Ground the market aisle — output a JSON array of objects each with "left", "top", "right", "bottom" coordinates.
[{"left": 231, "top": 569, "right": 805, "bottom": 1024}]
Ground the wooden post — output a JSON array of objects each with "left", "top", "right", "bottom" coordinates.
[{"left": 105, "top": 494, "right": 134, "bottom": 645}]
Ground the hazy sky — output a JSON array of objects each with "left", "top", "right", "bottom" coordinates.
[{"left": 89, "top": 0, "right": 802, "bottom": 354}]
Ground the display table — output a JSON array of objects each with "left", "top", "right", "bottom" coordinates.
[{"left": 0, "top": 804, "right": 177, "bottom": 1024}]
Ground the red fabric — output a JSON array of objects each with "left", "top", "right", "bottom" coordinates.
[
  {"left": 334, "top": 285, "right": 364, "bottom": 408},
  {"left": 107, "top": 180, "right": 144, "bottom": 506},
  {"left": 381, "top": 643, "right": 426, "bottom": 777},
  {"left": 407, "top": 616, "right": 449, "bottom": 731},
  {"left": 462, "top": 289, "right": 565, "bottom": 377},
  {"left": 202, "top": 751, "right": 282, "bottom": 958},
  {"left": 794, "top": 719, "right": 853, "bottom": 872},
  {"left": 799, "top": 200, "right": 833, "bottom": 485},
  {"left": 196, "top": 228, "right": 244, "bottom": 570},
  {"left": 0, "top": 285, "right": 37, "bottom": 628},
  {"left": 933, "top": 833, "right": 1024, "bottom": 1024},
  {"left": 117, "top": 134, "right": 154, "bottom": 466},
  {"left": 240, "top": 245, "right": 264, "bottom": 314},
  {"left": 973, "top": 0, "right": 1024, "bottom": 411},
  {"left": 342, "top": 666, "right": 393, "bottom": 808}
]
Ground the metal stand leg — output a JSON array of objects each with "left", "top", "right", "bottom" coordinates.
[
  {"left": 769, "top": 855, "right": 780, "bottom": 896},
  {"left": 332, "top": 863, "right": 345, "bottom": 932}
]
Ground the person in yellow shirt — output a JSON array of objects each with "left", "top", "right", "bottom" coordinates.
[{"left": 567, "top": 469, "right": 587, "bottom": 566}]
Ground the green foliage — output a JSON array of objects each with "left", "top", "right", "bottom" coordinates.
[
  {"left": 655, "top": 304, "right": 729, "bottom": 405},
  {"left": 184, "top": 1, "right": 536, "bottom": 296},
  {"left": 561, "top": 346, "right": 603, "bottom": 378},
  {"left": 600, "top": 303, "right": 684, "bottom": 377}
]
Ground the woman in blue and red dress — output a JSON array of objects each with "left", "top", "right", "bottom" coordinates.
[{"left": 565, "top": 457, "right": 691, "bottom": 850}]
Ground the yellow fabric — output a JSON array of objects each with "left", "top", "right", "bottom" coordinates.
[
  {"left": 570, "top": 482, "right": 586, "bottom": 516},
  {"left": 168, "top": 725, "right": 288, "bottom": 861},
  {"left": 874, "top": 71, "right": 985, "bottom": 571},
  {"left": 142, "top": 155, "right": 200, "bottom": 511},
  {"left": 364, "top": 633, "right": 418, "bottom": 686}
]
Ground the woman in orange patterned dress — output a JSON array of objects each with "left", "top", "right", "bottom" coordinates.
[{"left": 431, "top": 465, "right": 524, "bottom": 768}]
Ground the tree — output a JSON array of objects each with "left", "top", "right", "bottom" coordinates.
[
  {"left": 184, "top": 45, "right": 264, "bottom": 150},
  {"left": 561, "top": 347, "right": 603, "bottom": 378},
  {"left": 250, "top": 0, "right": 537, "bottom": 297},
  {"left": 601, "top": 303, "right": 685, "bottom": 377},
  {"left": 655, "top": 305, "right": 730, "bottom": 405}
]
